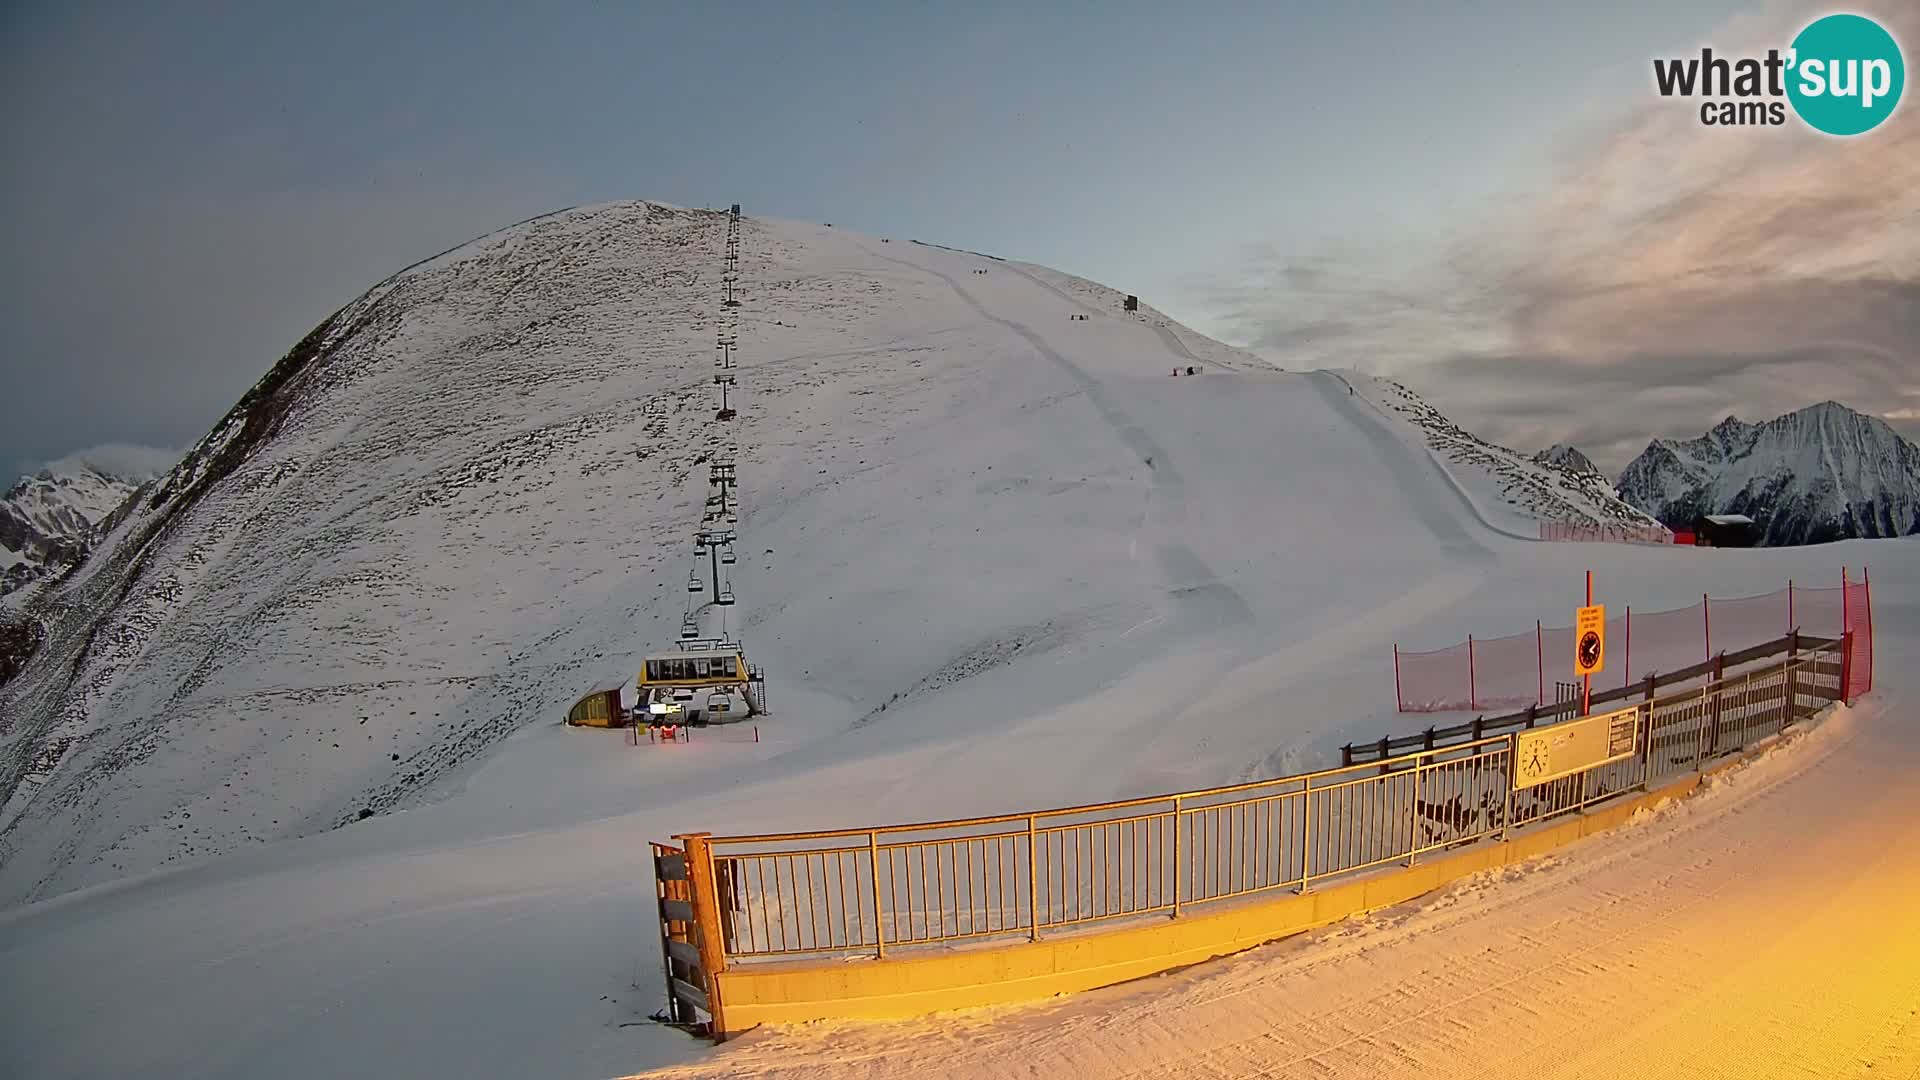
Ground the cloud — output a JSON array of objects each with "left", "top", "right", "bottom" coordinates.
[
  {"left": 1202, "top": 0, "right": 1920, "bottom": 475},
  {"left": 33, "top": 443, "right": 181, "bottom": 483}
]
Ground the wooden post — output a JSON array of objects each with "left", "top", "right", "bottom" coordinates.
[
  {"left": 677, "top": 832, "right": 730, "bottom": 1040},
  {"left": 1393, "top": 644, "right": 1403, "bottom": 712},
  {"left": 1468, "top": 635, "right": 1478, "bottom": 711},
  {"left": 1640, "top": 673, "right": 1659, "bottom": 770},
  {"left": 1624, "top": 606, "right": 1632, "bottom": 689},
  {"left": 1840, "top": 630, "right": 1854, "bottom": 705},
  {"left": 1707, "top": 653, "right": 1725, "bottom": 755},
  {"left": 1702, "top": 593, "right": 1712, "bottom": 663},
  {"left": 1536, "top": 620, "right": 1544, "bottom": 705},
  {"left": 1863, "top": 566, "right": 1875, "bottom": 696},
  {"left": 1785, "top": 630, "right": 1800, "bottom": 726},
  {"left": 1341, "top": 744, "right": 1353, "bottom": 768},
  {"left": 1842, "top": 568, "right": 1852, "bottom": 704}
]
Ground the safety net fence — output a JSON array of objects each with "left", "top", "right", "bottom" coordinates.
[{"left": 1395, "top": 571, "right": 1872, "bottom": 713}]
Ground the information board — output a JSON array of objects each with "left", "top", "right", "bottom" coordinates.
[{"left": 1512, "top": 705, "right": 1640, "bottom": 790}]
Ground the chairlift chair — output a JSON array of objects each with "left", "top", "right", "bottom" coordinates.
[
  {"left": 687, "top": 573, "right": 704, "bottom": 593},
  {"left": 716, "top": 589, "right": 736, "bottom": 606},
  {"left": 720, "top": 546, "right": 736, "bottom": 565}
]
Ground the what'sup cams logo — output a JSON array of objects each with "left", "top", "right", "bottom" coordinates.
[{"left": 1653, "top": 12, "right": 1905, "bottom": 134}]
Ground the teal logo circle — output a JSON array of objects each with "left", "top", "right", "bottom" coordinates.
[{"left": 1787, "top": 14, "right": 1905, "bottom": 136}]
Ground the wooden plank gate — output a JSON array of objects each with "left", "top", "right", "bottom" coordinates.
[{"left": 651, "top": 836, "right": 730, "bottom": 1039}]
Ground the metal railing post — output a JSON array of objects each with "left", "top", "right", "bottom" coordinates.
[
  {"left": 1407, "top": 756, "right": 1422, "bottom": 866},
  {"left": 1639, "top": 703, "right": 1653, "bottom": 791},
  {"left": 1298, "top": 780, "right": 1312, "bottom": 892},
  {"left": 1500, "top": 737, "right": 1515, "bottom": 839},
  {"left": 1026, "top": 816, "right": 1040, "bottom": 939},
  {"left": 1171, "top": 797, "right": 1184, "bottom": 916},
  {"left": 868, "top": 830, "right": 885, "bottom": 959}
]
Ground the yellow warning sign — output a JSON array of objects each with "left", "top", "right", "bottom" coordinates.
[
  {"left": 1512, "top": 706, "right": 1640, "bottom": 790},
  {"left": 1574, "top": 604, "right": 1606, "bottom": 677}
]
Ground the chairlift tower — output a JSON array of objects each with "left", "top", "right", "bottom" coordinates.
[{"left": 695, "top": 525, "right": 736, "bottom": 598}]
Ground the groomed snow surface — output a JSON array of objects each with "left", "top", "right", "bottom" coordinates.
[{"left": 1, "top": 209, "right": 1915, "bottom": 1078}]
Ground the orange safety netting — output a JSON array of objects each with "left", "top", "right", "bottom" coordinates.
[{"left": 1394, "top": 571, "right": 1874, "bottom": 712}]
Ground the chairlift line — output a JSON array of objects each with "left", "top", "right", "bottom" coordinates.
[{"left": 629, "top": 202, "right": 768, "bottom": 732}]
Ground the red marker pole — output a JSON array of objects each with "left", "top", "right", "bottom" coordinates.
[{"left": 1583, "top": 570, "right": 1593, "bottom": 716}]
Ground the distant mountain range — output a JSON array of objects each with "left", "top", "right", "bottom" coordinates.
[
  {"left": 2, "top": 455, "right": 165, "bottom": 601},
  {"left": 1611, "top": 401, "right": 1920, "bottom": 546}
]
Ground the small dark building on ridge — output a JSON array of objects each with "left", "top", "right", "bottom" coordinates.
[{"left": 1690, "top": 513, "right": 1759, "bottom": 548}]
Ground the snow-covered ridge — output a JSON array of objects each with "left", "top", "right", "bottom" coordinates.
[
  {"left": 1350, "top": 375, "right": 1666, "bottom": 536},
  {"left": 1617, "top": 401, "right": 1920, "bottom": 545},
  {"left": 1, "top": 455, "right": 164, "bottom": 602},
  {"left": 1532, "top": 444, "right": 1604, "bottom": 482}
]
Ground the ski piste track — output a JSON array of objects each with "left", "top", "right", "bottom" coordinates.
[
  {"left": 857, "top": 243, "right": 1253, "bottom": 630},
  {"left": 1, "top": 212, "right": 1911, "bottom": 1080}
]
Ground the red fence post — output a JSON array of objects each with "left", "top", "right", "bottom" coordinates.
[
  {"left": 1393, "top": 644, "right": 1404, "bottom": 712},
  {"left": 1702, "top": 593, "right": 1712, "bottom": 663},
  {"left": 1536, "top": 620, "right": 1544, "bottom": 705},
  {"left": 1468, "top": 635, "right": 1478, "bottom": 711}
]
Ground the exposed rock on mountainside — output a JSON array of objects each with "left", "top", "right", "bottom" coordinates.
[{"left": 1616, "top": 401, "right": 1920, "bottom": 546}]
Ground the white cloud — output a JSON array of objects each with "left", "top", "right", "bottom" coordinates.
[{"left": 1199, "top": 0, "right": 1920, "bottom": 474}]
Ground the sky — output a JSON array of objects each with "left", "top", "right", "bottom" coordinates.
[{"left": 1, "top": 0, "right": 1913, "bottom": 478}]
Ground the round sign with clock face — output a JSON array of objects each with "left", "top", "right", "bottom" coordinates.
[{"left": 1578, "top": 630, "right": 1602, "bottom": 672}]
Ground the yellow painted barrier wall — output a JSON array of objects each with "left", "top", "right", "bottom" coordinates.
[{"left": 713, "top": 765, "right": 1729, "bottom": 1034}]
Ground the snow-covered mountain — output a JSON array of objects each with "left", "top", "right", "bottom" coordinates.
[
  {"left": 2, "top": 198, "right": 1908, "bottom": 1079},
  {"left": 1533, "top": 444, "right": 1603, "bottom": 481},
  {"left": 1616, "top": 402, "right": 1920, "bottom": 546},
  {"left": 0, "top": 200, "right": 1690, "bottom": 909},
  {"left": 1, "top": 454, "right": 164, "bottom": 601}
]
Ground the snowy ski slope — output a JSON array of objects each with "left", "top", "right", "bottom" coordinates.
[{"left": 1, "top": 202, "right": 1908, "bottom": 1079}]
